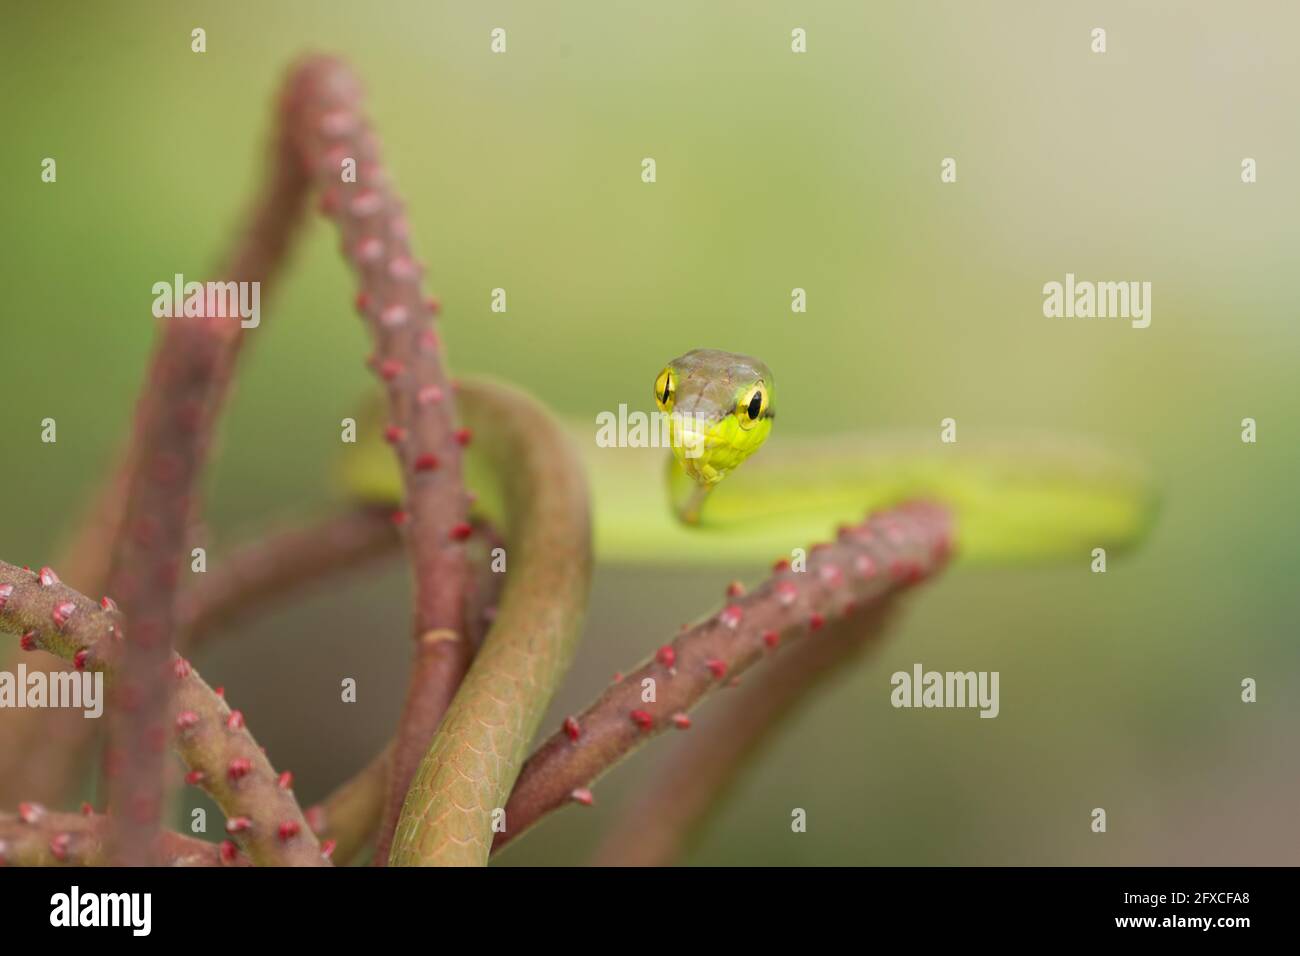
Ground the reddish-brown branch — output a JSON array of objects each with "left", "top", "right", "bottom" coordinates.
[
  {"left": 0, "top": 507, "right": 398, "bottom": 806},
  {"left": 0, "top": 560, "right": 329, "bottom": 867},
  {"left": 0, "top": 807, "right": 250, "bottom": 867},
  {"left": 281, "top": 56, "right": 474, "bottom": 862},
  {"left": 96, "top": 77, "right": 313, "bottom": 865},
  {"left": 0, "top": 94, "right": 313, "bottom": 814},
  {"left": 591, "top": 601, "right": 900, "bottom": 866},
  {"left": 494, "top": 501, "right": 953, "bottom": 852}
]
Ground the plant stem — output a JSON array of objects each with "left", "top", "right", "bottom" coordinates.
[
  {"left": 0, "top": 808, "right": 250, "bottom": 867},
  {"left": 590, "top": 601, "right": 899, "bottom": 866},
  {"left": 281, "top": 56, "right": 475, "bottom": 862},
  {"left": 0, "top": 561, "right": 329, "bottom": 866},
  {"left": 493, "top": 501, "right": 952, "bottom": 853}
]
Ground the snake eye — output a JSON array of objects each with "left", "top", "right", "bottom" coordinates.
[
  {"left": 654, "top": 367, "right": 676, "bottom": 412},
  {"left": 737, "top": 382, "right": 769, "bottom": 429}
]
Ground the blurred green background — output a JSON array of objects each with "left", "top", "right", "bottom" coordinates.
[{"left": 2, "top": 1, "right": 1297, "bottom": 864}]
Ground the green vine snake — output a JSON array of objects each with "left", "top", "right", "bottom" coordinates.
[{"left": 353, "top": 351, "right": 1156, "bottom": 865}]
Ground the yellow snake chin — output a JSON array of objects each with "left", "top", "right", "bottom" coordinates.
[{"left": 669, "top": 411, "right": 772, "bottom": 487}]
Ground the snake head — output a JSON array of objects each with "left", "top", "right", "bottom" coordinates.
[{"left": 655, "top": 349, "right": 775, "bottom": 488}]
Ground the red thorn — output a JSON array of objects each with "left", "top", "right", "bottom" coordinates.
[
  {"left": 672, "top": 713, "right": 692, "bottom": 730},
  {"left": 612, "top": 671, "right": 624, "bottom": 683},
  {"left": 808, "top": 612, "right": 826, "bottom": 632},
  {"left": 214, "top": 686, "right": 225, "bottom": 698},
  {"left": 100, "top": 595, "right": 118, "bottom": 612},
  {"left": 449, "top": 522, "right": 473, "bottom": 541},
  {"left": 184, "top": 770, "right": 206, "bottom": 786},
  {"left": 18, "top": 802, "right": 44, "bottom": 824},
  {"left": 562, "top": 716, "right": 581, "bottom": 741},
  {"left": 19, "top": 631, "right": 36, "bottom": 652},
  {"left": 570, "top": 788, "right": 594, "bottom": 807},
  {"left": 226, "top": 710, "right": 244, "bottom": 731},
  {"left": 38, "top": 566, "right": 60, "bottom": 587},
  {"left": 655, "top": 645, "right": 676, "bottom": 668},
  {"left": 219, "top": 840, "right": 239, "bottom": 864},
  {"left": 763, "top": 629, "right": 780, "bottom": 649},
  {"left": 775, "top": 581, "right": 798, "bottom": 606},
  {"left": 225, "top": 816, "right": 252, "bottom": 834},
  {"left": 454, "top": 427, "right": 473, "bottom": 447},
  {"left": 0, "top": 584, "right": 12, "bottom": 609},
  {"left": 413, "top": 452, "right": 439, "bottom": 472},
  {"left": 388, "top": 256, "right": 420, "bottom": 280},
  {"left": 278, "top": 771, "right": 294, "bottom": 790},
  {"left": 80, "top": 802, "right": 93, "bottom": 817},
  {"left": 390, "top": 509, "right": 410, "bottom": 527},
  {"left": 630, "top": 709, "right": 654, "bottom": 731},
  {"left": 818, "top": 564, "right": 844, "bottom": 588},
  {"left": 718, "top": 605, "right": 743, "bottom": 628},
  {"left": 380, "top": 304, "right": 408, "bottom": 328},
  {"left": 51, "top": 601, "right": 75, "bottom": 629},
  {"left": 174, "top": 710, "right": 199, "bottom": 732},
  {"left": 278, "top": 821, "right": 301, "bottom": 842},
  {"left": 417, "top": 384, "right": 443, "bottom": 406},
  {"left": 378, "top": 358, "right": 404, "bottom": 381},
  {"left": 173, "top": 658, "right": 192, "bottom": 679},
  {"left": 383, "top": 424, "right": 407, "bottom": 444},
  {"left": 726, "top": 580, "right": 745, "bottom": 598},
  {"left": 227, "top": 757, "right": 253, "bottom": 781},
  {"left": 350, "top": 189, "right": 383, "bottom": 217},
  {"left": 705, "top": 659, "right": 727, "bottom": 679},
  {"left": 772, "top": 558, "right": 791, "bottom": 573},
  {"left": 49, "top": 833, "right": 71, "bottom": 861},
  {"left": 73, "top": 649, "right": 89, "bottom": 671},
  {"left": 319, "top": 109, "right": 357, "bottom": 137},
  {"left": 355, "top": 291, "right": 371, "bottom": 315},
  {"left": 321, "top": 839, "right": 337, "bottom": 859},
  {"left": 353, "top": 237, "right": 383, "bottom": 262}
]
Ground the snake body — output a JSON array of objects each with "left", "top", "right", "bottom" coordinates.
[{"left": 387, "top": 378, "right": 592, "bottom": 866}]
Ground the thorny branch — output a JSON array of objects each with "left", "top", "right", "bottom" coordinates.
[
  {"left": 282, "top": 56, "right": 476, "bottom": 862},
  {"left": 0, "top": 561, "right": 329, "bottom": 867},
  {"left": 0, "top": 807, "right": 251, "bottom": 867},
  {"left": 96, "top": 55, "right": 315, "bottom": 865},
  {"left": 591, "top": 602, "right": 900, "bottom": 866},
  {"left": 495, "top": 502, "right": 952, "bottom": 852}
]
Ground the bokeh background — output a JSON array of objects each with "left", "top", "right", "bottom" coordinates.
[{"left": 2, "top": 0, "right": 1297, "bottom": 864}]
